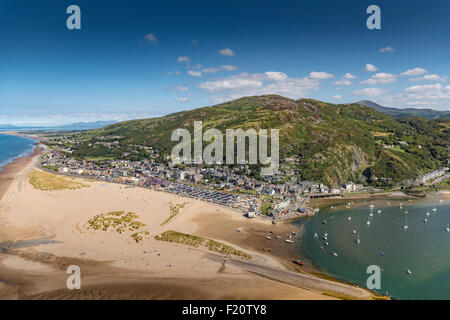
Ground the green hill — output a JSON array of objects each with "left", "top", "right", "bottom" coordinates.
[{"left": 69, "top": 95, "right": 449, "bottom": 186}]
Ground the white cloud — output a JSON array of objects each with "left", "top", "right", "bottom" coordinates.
[
  {"left": 264, "top": 71, "right": 288, "bottom": 81},
  {"left": 198, "top": 71, "right": 333, "bottom": 103},
  {"left": 308, "top": 71, "right": 334, "bottom": 80},
  {"left": 199, "top": 76, "right": 263, "bottom": 91},
  {"left": 177, "top": 56, "right": 190, "bottom": 63},
  {"left": 332, "top": 95, "right": 342, "bottom": 99},
  {"left": 219, "top": 48, "right": 235, "bottom": 56},
  {"left": 353, "top": 88, "right": 387, "bottom": 97},
  {"left": 400, "top": 67, "right": 427, "bottom": 76},
  {"left": 334, "top": 79, "right": 352, "bottom": 86},
  {"left": 364, "top": 64, "right": 378, "bottom": 72},
  {"left": 202, "top": 65, "right": 238, "bottom": 74},
  {"left": 187, "top": 70, "right": 202, "bottom": 77},
  {"left": 410, "top": 74, "right": 447, "bottom": 82},
  {"left": 144, "top": 33, "right": 158, "bottom": 45},
  {"left": 175, "top": 97, "right": 189, "bottom": 103},
  {"left": 405, "top": 83, "right": 442, "bottom": 93},
  {"left": 343, "top": 73, "right": 356, "bottom": 79},
  {"left": 379, "top": 46, "right": 395, "bottom": 53},
  {"left": 360, "top": 73, "right": 397, "bottom": 85}
]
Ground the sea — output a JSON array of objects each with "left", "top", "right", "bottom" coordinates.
[
  {"left": 295, "top": 196, "right": 450, "bottom": 299},
  {"left": 0, "top": 133, "right": 37, "bottom": 172}
]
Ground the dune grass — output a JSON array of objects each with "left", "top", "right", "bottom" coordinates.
[
  {"left": 87, "top": 211, "right": 149, "bottom": 243},
  {"left": 154, "top": 230, "right": 252, "bottom": 259},
  {"left": 28, "top": 170, "right": 89, "bottom": 191}
]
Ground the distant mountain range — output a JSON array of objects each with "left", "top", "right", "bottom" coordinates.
[
  {"left": 358, "top": 100, "right": 450, "bottom": 120},
  {"left": 0, "top": 120, "right": 117, "bottom": 131}
]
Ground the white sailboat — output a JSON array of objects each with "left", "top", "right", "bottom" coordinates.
[
  {"left": 356, "top": 232, "right": 360, "bottom": 244},
  {"left": 432, "top": 203, "right": 437, "bottom": 212},
  {"left": 403, "top": 217, "right": 408, "bottom": 230}
]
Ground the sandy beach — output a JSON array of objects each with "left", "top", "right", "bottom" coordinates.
[{"left": 0, "top": 146, "right": 359, "bottom": 300}]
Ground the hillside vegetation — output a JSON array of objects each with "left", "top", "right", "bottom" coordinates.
[{"left": 69, "top": 95, "right": 449, "bottom": 186}]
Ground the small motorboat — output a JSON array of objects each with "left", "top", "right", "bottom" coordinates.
[
  {"left": 265, "top": 236, "right": 272, "bottom": 240},
  {"left": 380, "top": 252, "right": 385, "bottom": 256},
  {"left": 332, "top": 252, "right": 339, "bottom": 257},
  {"left": 322, "top": 220, "right": 327, "bottom": 225},
  {"left": 348, "top": 216, "right": 352, "bottom": 221},
  {"left": 426, "top": 211, "right": 430, "bottom": 216},
  {"left": 324, "top": 242, "right": 329, "bottom": 246},
  {"left": 377, "top": 210, "right": 382, "bottom": 213},
  {"left": 352, "top": 229, "right": 357, "bottom": 234},
  {"left": 369, "top": 213, "right": 374, "bottom": 217},
  {"left": 275, "top": 235, "right": 282, "bottom": 239},
  {"left": 446, "top": 224, "right": 450, "bottom": 232},
  {"left": 406, "top": 269, "right": 412, "bottom": 275},
  {"left": 367, "top": 221, "right": 371, "bottom": 225},
  {"left": 293, "top": 259, "right": 304, "bottom": 266},
  {"left": 423, "top": 219, "right": 428, "bottom": 223},
  {"left": 369, "top": 204, "right": 375, "bottom": 208},
  {"left": 291, "top": 231, "right": 297, "bottom": 235},
  {"left": 285, "top": 239, "right": 294, "bottom": 244},
  {"left": 323, "top": 236, "right": 328, "bottom": 241},
  {"left": 313, "top": 233, "right": 318, "bottom": 239}
]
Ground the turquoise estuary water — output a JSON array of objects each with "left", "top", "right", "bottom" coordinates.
[
  {"left": 0, "top": 133, "right": 37, "bottom": 171},
  {"left": 296, "top": 196, "right": 450, "bottom": 299}
]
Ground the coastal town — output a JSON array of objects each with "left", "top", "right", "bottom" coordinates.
[{"left": 38, "top": 134, "right": 450, "bottom": 221}]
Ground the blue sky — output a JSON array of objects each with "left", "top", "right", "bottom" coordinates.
[{"left": 1, "top": 0, "right": 450, "bottom": 125}]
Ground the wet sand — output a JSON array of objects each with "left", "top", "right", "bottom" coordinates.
[{"left": 0, "top": 148, "right": 40, "bottom": 203}]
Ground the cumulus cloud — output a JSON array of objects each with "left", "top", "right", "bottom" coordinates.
[
  {"left": 400, "top": 67, "right": 427, "bottom": 76},
  {"left": 353, "top": 88, "right": 387, "bottom": 97},
  {"left": 364, "top": 64, "right": 379, "bottom": 72},
  {"left": 219, "top": 48, "right": 235, "bottom": 56},
  {"left": 187, "top": 70, "right": 202, "bottom": 77},
  {"left": 265, "top": 71, "right": 288, "bottom": 81},
  {"left": 379, "top": 46, "right": 395, "bottom": 53},
  {"left": 335, "top": 79, "right": 352, "bottom": 86},
  {"left": 360, "top": 73, "right": 397, "bottom": 85},
  {"left": 198, "top": 71, "right": 333, "bottom": 103},
  {"left": 144, "top": 33, "right": 159, "bottom": 45},
  {"left": 334, "top": 73, "right": 355, "bottom": 86},
  {"left": 308, "top": 71, "right": 334, "bottom": 80},
  {"left": 175, "top": 97, "right": 189, "bottom": 103},
  {"left": 410, "top": 74, "right": 447, "bottom": 82},
  {"left": 343, "top": 73, "right": 356, "bottom": 79},
  {"left": 202, "top": 65, "right": 238, "bottom": 74}
]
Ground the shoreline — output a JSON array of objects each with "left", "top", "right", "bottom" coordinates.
[{"left": 0, "top": 146, "right": 41, "bottom": 203}]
